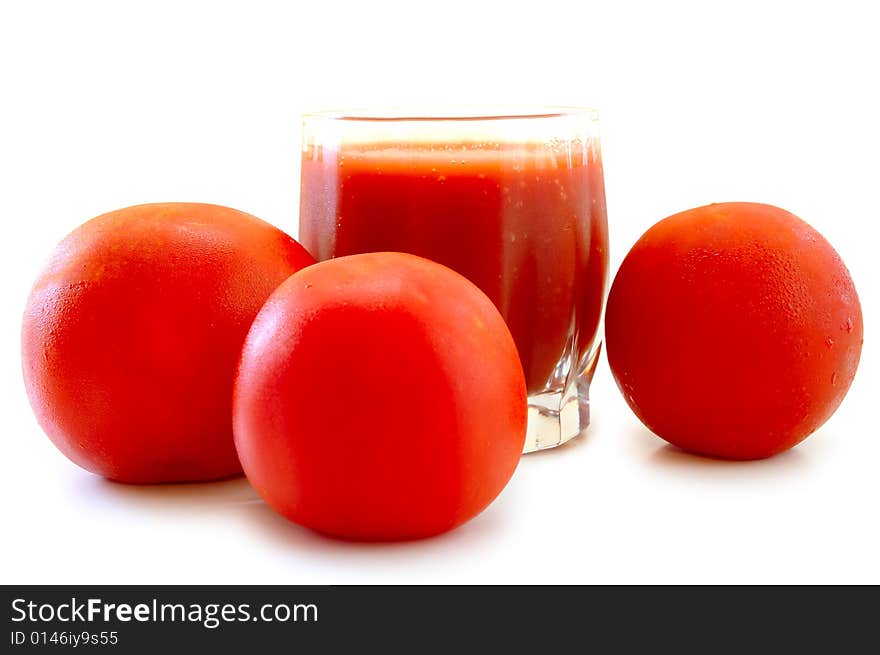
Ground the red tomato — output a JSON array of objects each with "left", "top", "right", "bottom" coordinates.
[
  {"left": 233, "top": 252, "right": 527, "bottom": 540},
  {"left": 22, "top": 203, "right": 315, "bottom": 483},
  {"left": 605, "top": 202, "right": 863, "bottom": 459}
]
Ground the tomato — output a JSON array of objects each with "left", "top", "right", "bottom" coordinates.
[
  {"left": 605, "top": 202, "right": 863, "bottom": 459},
  {"left": 22, "top": 203, "right": 315, "bottom": 483},
  {"left": 233, "top": 252, "right": 527, "bottom": 540}
]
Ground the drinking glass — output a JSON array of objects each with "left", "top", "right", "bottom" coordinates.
[{"left": 299, "top": 108, "right": 609, "bottom": 452}]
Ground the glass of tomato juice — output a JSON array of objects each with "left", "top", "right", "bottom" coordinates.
[{"left": 299, "top": 108, "right": 609, "bottom": 453}]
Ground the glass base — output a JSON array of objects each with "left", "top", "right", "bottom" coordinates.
[
  {"left": 522, "top": 345, "right": 600, "bottom": 453},
  {"left": 523, "top": 377, "right": 589, "bottom": 452}
]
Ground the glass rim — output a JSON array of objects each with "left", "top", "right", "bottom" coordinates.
[{"left": 302, "top": 106, "right": 600, "bottom": 123}]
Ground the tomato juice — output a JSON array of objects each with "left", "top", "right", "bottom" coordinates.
[{"left": 300, "top": 139, "right": 608, "bottom": 394}]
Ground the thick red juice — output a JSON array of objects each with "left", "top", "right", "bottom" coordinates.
[{"left": 299, "top": 141, "right": 608, "bottom": 393}]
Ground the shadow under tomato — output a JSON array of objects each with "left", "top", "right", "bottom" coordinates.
[
  {"left": 629, "top": 415, "right": 821, "bottom": 479},
  {"left": 235, "top": 481, "right": 520, "bottom": 556},
  {"left": 81, "top": 465, "right": 518, "bottom": 556},
  {"left": 649, "top": 442, "right": 809, "bottom": 470},
  {"left": 84, "top": 474, "right": 261, "bottom": 513}
]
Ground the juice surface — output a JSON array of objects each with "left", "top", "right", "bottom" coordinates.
[{"left": 300, "top": 141, "right": 608, "bottom": 393}]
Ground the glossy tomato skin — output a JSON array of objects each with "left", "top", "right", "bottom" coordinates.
[
  {"left": 22, "top": 203, "right": 315, "bottom": 483},
  {"left": 233, "top": 252, "right": 527, "bottom": 541},
  {"left": 605, "top": 202, "right": 862, "bottom": 460}
]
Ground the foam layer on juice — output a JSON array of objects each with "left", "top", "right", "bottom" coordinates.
[{"left": 304, "top": 139, "right": 602, "bottom": 173}]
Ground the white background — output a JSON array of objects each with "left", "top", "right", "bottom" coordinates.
[{"left": 1, "top": 0, "right": 877, "bottom": 584}]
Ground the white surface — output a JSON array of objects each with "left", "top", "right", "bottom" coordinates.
[{"left": 1, "top": 0, "right": 877, "bottom": 584}]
